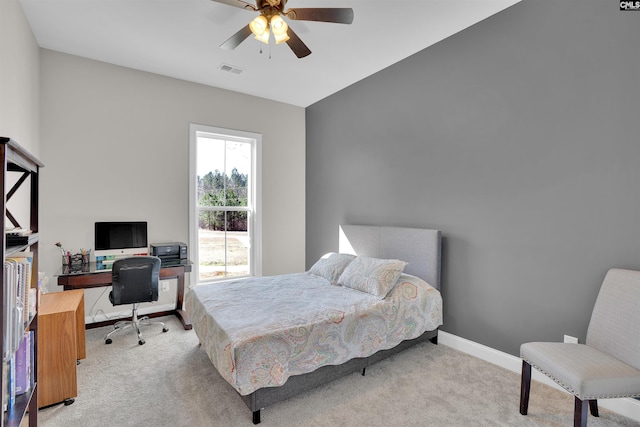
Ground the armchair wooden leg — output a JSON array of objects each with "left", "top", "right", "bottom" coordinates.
[
  {"left": 589, "top": 400, "right": 599, "bottom": 417},
  {"left": 520, "top": 360, "right": 532, "bottom": 415},
  {"left": 574, "top": 397, "right": 588, "bottom": 427}
]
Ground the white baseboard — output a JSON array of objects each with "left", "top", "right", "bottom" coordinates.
[
  {"left": 438, "top": 331, "right": 640, "bottom": 423},
  {"left": 85, "top": 303, "right": 175, "bottom": 325}
]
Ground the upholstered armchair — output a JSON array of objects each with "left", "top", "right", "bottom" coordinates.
[{"left": 520, "top": 268, "right": 640, "bottom": 427}]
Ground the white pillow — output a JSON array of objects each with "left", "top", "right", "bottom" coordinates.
[
  {"left": 337, "top": 256, "right": 407, "bottom": 299},
  {"left": 308, "top": 253, "right": 356, "bottom": 284}
]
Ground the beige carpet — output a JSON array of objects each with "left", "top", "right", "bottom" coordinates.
[{"left": 39, "top": 315, "right": 639, "bottom": 427}]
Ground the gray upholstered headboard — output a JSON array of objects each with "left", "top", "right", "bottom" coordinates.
[{"left": 338, "top": 225, "right": 442, "bottom": 291}]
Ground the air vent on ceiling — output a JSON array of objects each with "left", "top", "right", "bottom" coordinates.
[{"left": 218, "top": 63, "right": 244, "bottom": 75}]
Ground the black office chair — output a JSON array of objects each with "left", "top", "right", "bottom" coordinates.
[{"left": 104, "top": 256, "right": 168, "bottom": 345}]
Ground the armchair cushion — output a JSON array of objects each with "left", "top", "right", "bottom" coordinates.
[
  {"left": 521, "top": 342, "right": 640, "bottom": 400},
  {"left": 586, "top": 268, "right": 640, "bottom": 370}
]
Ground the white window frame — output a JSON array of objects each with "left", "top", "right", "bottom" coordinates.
[{"left": 188, "top": 123, "right": 262, "bottom": 283}]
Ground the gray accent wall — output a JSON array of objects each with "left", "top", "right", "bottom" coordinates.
[{"left": 305, "top": 0, "right": 640, "bottom": 356}]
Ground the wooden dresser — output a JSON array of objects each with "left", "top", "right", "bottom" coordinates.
[{"left": 37, "top": 290, "right": 86, "bottom": 408}]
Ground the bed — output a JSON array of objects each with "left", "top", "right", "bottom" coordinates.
[{"left": 185, "top": 225, "right": 443, "bottom": 424}]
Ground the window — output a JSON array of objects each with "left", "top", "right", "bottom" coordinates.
[{"left": 189, "top": 124, "right": 261, "bottom": 284}]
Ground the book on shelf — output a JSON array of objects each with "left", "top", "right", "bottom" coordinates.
[
  {"left": 8, "top": 357, "right": 15, "bottom": 409},
  {"left": 2, "top": 250, "right": 36, "bottom": 413},
  {"left": 2, "top": 329, "right": 35, "bottom": 413},
  {"left": 3, "top": 252, "right": 33, "bottom": 362},
  {"left": 2, "top": 362, "right": 7, "bottom": 412},
  {"left": 3, "top": 260, "right": 19, "bottom": 362},
  {"left": 14, "top": 331, "right": 32, "bottom": 396}
]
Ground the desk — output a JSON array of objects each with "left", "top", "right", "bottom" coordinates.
[
  {"left": 56, "top": 261, "right": 192, "bottom": 330},
  {"left": 38, "top": 290, "right": 86, "bottom": 408}
]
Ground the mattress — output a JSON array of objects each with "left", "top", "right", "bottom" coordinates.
[{"left": 185, "top": 272, "right": 442, "bottom": 395}]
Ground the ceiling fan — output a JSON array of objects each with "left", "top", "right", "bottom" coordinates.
[{"left": 213, "top": 0, "right": 354, "bottom": 58}]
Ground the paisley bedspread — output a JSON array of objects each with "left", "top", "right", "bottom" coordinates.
[{"left": 185, "top": 272, "right": 442, "bottom": 395}]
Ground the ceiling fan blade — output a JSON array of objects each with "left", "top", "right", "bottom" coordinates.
[
  {"left": 220, "top": 24, "right": 253, "bottom": 50},
  {"left": 285, "top": 27, "right": 312, "bottom": 58},
  {"left": 285, "top": 8, "right": 354, "bottom": 24},
  {"left": 210, "top": 0, "right": 257, "bottom": 11}
]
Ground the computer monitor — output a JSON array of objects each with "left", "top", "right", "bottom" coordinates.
[{"left": 94, "top": 221, "right": 148, "bottom": 263}]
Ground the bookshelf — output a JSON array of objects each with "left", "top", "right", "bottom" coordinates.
[{"left": 0, "top": 137, "right": 43, "bottom": 427}]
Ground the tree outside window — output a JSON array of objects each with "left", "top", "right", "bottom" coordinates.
[{"left": 190, "top": 125, "right": 261, "bottom": 283}]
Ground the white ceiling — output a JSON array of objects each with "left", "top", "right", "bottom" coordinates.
[{"left": 20, "top": 0, "right": 521, "bottom": 107}]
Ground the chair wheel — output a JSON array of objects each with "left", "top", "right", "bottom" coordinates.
[
  {"left": 162, "top": 327, "right": 168, "bottom": 333},
  {"left": 139, "top": 339, "right": 145, "bottom": 345},
  {"left": 105, "top": 338, "right": 112, "bottom": 345}
]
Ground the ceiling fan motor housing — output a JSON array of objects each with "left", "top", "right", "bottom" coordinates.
[{"left": 259, "top": 0, "right": 286, "bottom": 11}]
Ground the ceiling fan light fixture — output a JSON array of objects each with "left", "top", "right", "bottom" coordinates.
[
  {"left": 270, "top": 15, "right": 290, "bottom": 44},
  {"left": 254, "top": 27, "right": 270, "bottom": 44},
  {"left": 273, "top": 31, "right": 290, "bottom": 44},
  {"left": 215, "top": 0, "right": 354, "bottom": 58},
  {"left": 249, "top": 15, "right": 268, "bottom": 36},
  {"left": 270, "top": 15, "right": 287, "bottom": 35}
]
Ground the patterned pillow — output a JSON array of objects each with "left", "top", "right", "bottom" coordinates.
[
  {"left": 308, "top": 253, "right": 357, "bottom": 284},
  {"left": 337, "top": 256, "right": 407, "bottom": 299}
]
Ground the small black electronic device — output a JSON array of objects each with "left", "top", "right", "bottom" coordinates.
[{"left": 150, "top": 242, "right": 187, "bottom": 264}]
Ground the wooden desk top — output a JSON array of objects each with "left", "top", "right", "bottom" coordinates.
[
  {"left": 56, "top": 260, "right": 191, "bottom": 277},
  {"left": 54, "top": 262, "right": 192, "bottom": 331}
]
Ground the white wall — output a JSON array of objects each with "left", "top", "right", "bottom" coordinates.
[
  {"left": 0, "top": 0, "right": 40, "bottom": 153},
  {"left": 39, "top": 50, "right": 305, "bottom": 322},
  {"left": 0, "top": 0, "right": 40, "bottom": 279}
]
